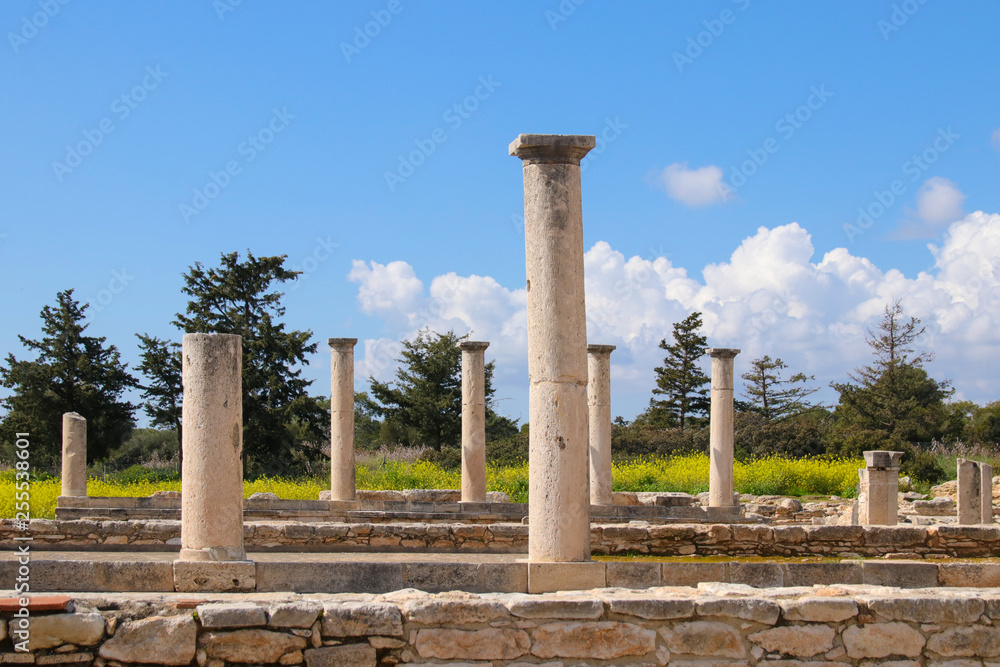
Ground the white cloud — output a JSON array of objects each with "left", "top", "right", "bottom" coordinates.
[
  {"left": 916, "top": 177, "right": 965, "bottom": 224},
  {"left": 350, "top": 212, "right": 1000, "bottom": 419},
  {"left": 655, "top": 162, "right": 728, "bottom": 207}
]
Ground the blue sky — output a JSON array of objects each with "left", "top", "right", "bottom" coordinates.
[{"left": 3, "top": 1, "right": 1000, "bottom": 426}]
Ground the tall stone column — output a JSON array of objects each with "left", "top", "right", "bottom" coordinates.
[
  {"left": 60, "top": 412, "right": 87, "bottom": 497},
  {"left": 511, "top": 133, "right": 596, "bottom": 562},
  {"left": 958, "top": 458, "right": 984, "bottom": 525},
  {"left": 858, "top": 450, "right": 902, "bottom": 525},
  {"left": 329, "top": 338, "right": 358, "bottom": 501},
  {"left": 179, "top": 333, "right": 246, "bottom": 562},
  {"left": 588, "top": 344, "right": 616, "bottom": 506},
  {"left": 460, "top": 341, "right": 490, "bottom": 503},
  {"left": 707, "top": 348, "right": 740, "bottom": 507}
]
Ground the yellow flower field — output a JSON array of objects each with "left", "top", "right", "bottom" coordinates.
[{"left": 0, "top": 454, "right": 862, "bottom": 520}]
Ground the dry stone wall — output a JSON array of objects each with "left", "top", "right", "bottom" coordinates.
[
  {"left": 5, "top": 586, "right": 1000, "bottom": 665},
  {"left": 8, "top": 519, "right": 1000, "bottom": 558}
]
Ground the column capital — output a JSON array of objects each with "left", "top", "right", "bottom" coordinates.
[
  {"left": 328, "top": 337, "right": 358, "bottom": 349},
  {"left": 509, "top": 134, "right": 596, "bottom": 165},
  {"left": 459, "top": 340, "right": 490, "bottom": 352},
  {"left": 705, "top": 347, "right": 740, "bottom": 359},
  {"left": 587, "top": 344, "right": 616, "bottom": 355}
]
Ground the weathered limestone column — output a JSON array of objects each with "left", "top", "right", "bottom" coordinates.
[
  {"left": 588, "top": 344, "right": 616, "bottom": 506},
  {"left": 329, "top": 338, "right": 358, "bottom": 501},
  {"left": 858, "top": 450, "right": 902, "bottom": 525},
  {"left": 706, "top": 348, "right": 740, "bottom": 507},
  {"left": 459, "top": 341, "right": 490, "bottom": 503},
  {"left": 60, "top": 412, "right": 87, "bottom": 497},
  {"left": 957, "top": 458, "right": 984, "bottom": 525},
  {"left": 511, "top": 133, "right": 595, "bottom": 562},
  {"left": 179, "top": 333, "right": 246, "bottom": 562},
  {"left": 982, "top": 463, "right": 994, "bottom": 524}
]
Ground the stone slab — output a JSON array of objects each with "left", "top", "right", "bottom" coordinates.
[
  {"left": 861, "top": 560, "right": 939, "bottom": 588},
  {"left": 528, "top": 561, "right": 606, "bottom": 593},
  {"left": 173, "top": 560, "right": 256, "bottom": 593}
]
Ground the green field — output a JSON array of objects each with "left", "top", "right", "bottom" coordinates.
[{"left": 0, "top": 454, "right": 863, "bottom": 520}]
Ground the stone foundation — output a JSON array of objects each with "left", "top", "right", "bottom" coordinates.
[
  {"left": 5, "top": 586, "right": 1000, "bottom": 664},
  {"left": 8, "top": 520, "right": 1000, "bottom": 558}
]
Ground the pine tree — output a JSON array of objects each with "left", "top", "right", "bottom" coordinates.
[
  {"left": 171, "top": 251, "right": 326, "bottom": 477},
  {"left": 0, "top": 289, "right": 137, "bottom": 467},
  {"left": 368, "top": 329, "right": 516, "bottom": 450},
  {"left": 649, "top": 312, "right": 710, "bottom": 432},
  {"left": 741, "top": 355, "right": 818, "bottom": 421},
  {"left": 135, "top": 334, "right": 183, "bottom": 465}
]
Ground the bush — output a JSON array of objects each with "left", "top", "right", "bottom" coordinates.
[
  {"left": 419, "top": 446, "right": 461, "bottom": 470},
  {"left": 611, "top": 424, "right": 708, "bottom": 460},
  {"left": 486, "top": 432, "right": 528, "bottom": 466}
]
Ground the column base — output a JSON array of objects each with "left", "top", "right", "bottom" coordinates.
[
  {"left": 178, "top": 545, "right": 247, "bottom": 562},
  {"left": 173, "top": 559, "right": 256, "bottom": 593}
]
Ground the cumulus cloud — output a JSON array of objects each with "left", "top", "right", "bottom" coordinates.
[
  {"left": 893, "top": 177, "right": 965, "bottom": 239},
  {"left": 654, "top": 162, "right": 728, "bottom": 207},
  {"left": 350, "top": 212, "right": 1000, "bottom": 419}
]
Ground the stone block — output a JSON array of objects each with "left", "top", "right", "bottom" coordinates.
[
  {"left": 401, "top": 598, "right": 509, "bottom": 625},
  {"left": 939, "top": 563, "right": 1000, "bottom": 587},
  {"left": 729, "top": 562, "right": 783, "bottom": 588},
  {"left": 267, "top": 601, "right": 322, "bottom": 628},
  {"left": 606, "top": 596, "right": 695, "bottom": 620},
  {"left": 13, "top": 612, "right": 104, "bottom": 651},
  {"left": 507, "top": 596, "right": 604, "bottom": 619},
  {"left": 696, "top": 597, "right": 780, "bottom": 625},
  {"left": 865, "top": 450, "right": 903, "bottom": 469},
  {"left": 748, "top": 625, "right": 835, "bottom": 657},
  {"left": 173, "top": 560, "right": 255, "bottom": 593},
  {"left": 304, "top": 644, "right": 377, "bottom": 667},
  {"left": 843, "top": 622, "right": 925, "bottom": 659},
  {"left": 322, "top": 602, "right": 403, "bottom": 638},
  {"left": 196, "top": 602, "right": 267, "bottom": 628},
  {"left": 199, "top": 628, "right": 307, "bottom": 663},
  {"left": 862, "top": 560, "right": 939, "bottom": 588},
  {"left": 98, "top": 615, "right": 197, "bottom": 666},
  {"left": 606, "top": 561, "right": 661, "bottom": 589},
  {"left": 527, "top": 561, "right": 606, "bottom": 593},
  {"left": 782, "top": 562, "right": 862, "bottom": 586},
  {"left": 480, "top": 562, "right": 527, "bottom": 593},
  {"left": 254, "top": 561, "right": 403, "bottom": 594},
  {"left": 414, "top": 627, "right": 530, "bottom": 660},
  {"left": 662, "top": 562, "right": 727, "bottom": 587},
  {"left": 780, "top": 597, "right": 858, "bottom": 622},
  {"left": 927, "top": 626, "right": 1000, "bottom": 657},
  {"left": 868, "top": 596, "right": 984, "bottom": 623},
  {"left": 403, "top": 562, "right": 480, "bottom": 593},
  {"left": 659, "top": 620, "right": 746, "bottom": 658},
  {"left": 531, "top": 621, "right": 656, "bottom": 659}
]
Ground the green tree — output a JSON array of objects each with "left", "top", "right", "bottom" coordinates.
[
  {"left": 829, "top": 301, "right": 952, "bottom": 480},
  {"left": 135, "top": 334, "right": 183, "bottom": 466},
  {"left": 368, "top": 329, "right": 516, "bottom": 450},
  {"left": 741, "top": 355, "right": 819, "bottom": 421},
  {"left": 0, "top": 289, "right": 138, "bottom": 467},
  {"left": 648, "top": 312, "right": 710, "bottom": 432},
  {"left": 170, "top": 251, "right": 326, "bottom": 477}
]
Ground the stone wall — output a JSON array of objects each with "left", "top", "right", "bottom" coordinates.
[
  {"left": 4, "top": 586, "right": 1000, "bottom": 665},
  {"left": 7, "top": 519, "right": 1000, "bottom": 558}
]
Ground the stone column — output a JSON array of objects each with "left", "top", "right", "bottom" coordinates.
[
  {"left": 511, "top": 133, "right": 595, "bottom": 562},
  {"left": 329, "top": 338, "right": 358, "bottom": 501},
  {"left": 459, "top": 341, "right": 490, "bottom": 503},
  {"left": 60, "top": 412, "right": 87, "bottom": 497},
  {"left": 588, "top": 344, "right": 616, "bottom": 506},
  {"left": 982, "top": 463, "right": 994, "bottom": 524},
  {"left": 706, "top": 348, "right": 740, "bottom": 507},
  {"left": 958, "top": 458, "right": 984, "bottom": 525},
  {"left": 858, "top": 450, "right": 902, "bottom": 525},
  {"left": 179, "top": 333, "right": 246, "bottom": 562}
]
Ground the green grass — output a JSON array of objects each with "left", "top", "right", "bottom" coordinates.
[{"left": 0, "top": 454, "right": 863, "bottom": 520}]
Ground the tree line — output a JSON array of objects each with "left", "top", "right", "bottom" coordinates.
[{"left": 2, "top": 249, "right": 997, "bottom": 483}]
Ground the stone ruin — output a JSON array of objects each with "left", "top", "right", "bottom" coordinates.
[{"left": 6, "top": 134, "right": 1000, "bottom": 665}]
